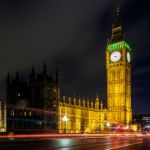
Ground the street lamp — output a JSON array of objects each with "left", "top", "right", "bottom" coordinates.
[
  {"left": 106, "top": 122, "right": 110, "bottom": 132},
  {"left": 62, "top": 115, "right": 68, "bottom": 133}
]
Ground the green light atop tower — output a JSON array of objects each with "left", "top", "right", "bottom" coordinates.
[{"left": 107, "top": 41, "right": 131, "bottom": 51}]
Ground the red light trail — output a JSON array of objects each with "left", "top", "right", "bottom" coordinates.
[{"left": 0, "top": 132, "right": 148, "bottom": 140}]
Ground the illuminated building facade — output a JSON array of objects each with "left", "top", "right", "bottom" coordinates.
[
  {"left": 58, "top": 95, "right": 106, "bottom": 133},
  {"left": 0, "top": 7, "right": 133, "bottom": 133},
  {"left": 0, "top": 101, "right": 6, "bottom": 132},
  {"left": 106, "top": 6, "right": 132, "bottom": 125},
  {"left": 5, "top": 65, "right": 106, "bottom": 133},
  {"left": 58, "top": 6, "right": 133, "bottom": 133}
]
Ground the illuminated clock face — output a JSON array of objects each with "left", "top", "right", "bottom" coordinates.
[
  {"left": 127, "top": 52, "right": 131, "bottom": 63},
  {"left": 110, "top": 51, "right": 121, "bottom": 62}
]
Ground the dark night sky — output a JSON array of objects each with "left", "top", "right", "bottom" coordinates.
[{"left": 0, "top": 0, "right": 150, "bottom": 114}]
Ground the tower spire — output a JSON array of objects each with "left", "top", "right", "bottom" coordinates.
[
  {"left": 100, "top": 100, "right": 103, "bottom": 109},
  {"left": 113, "top": 4, "right": 121, "bottom": 28},
  {"left": 96, "top": 92, "right": 99, "bottom": 100},
  {"left": 110, "top": 5, "right": 124, "bottom": 43},
  {"left": 95, "top": 92, "right": 99, "bottom": 109}
]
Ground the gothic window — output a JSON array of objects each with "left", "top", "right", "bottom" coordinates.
[
  {"left": 29, "top": 112, "right": 32, "bottom": 116},
  {"left": 10, "top": 109, "right": 14, "bottom": 116},
  {"left": 24, "top": 111, "right": 27, "bottom": 116}
]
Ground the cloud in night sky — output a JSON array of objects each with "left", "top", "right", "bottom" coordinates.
[{"left": 0, "top": 0, "right": 150, "bottom": 113}]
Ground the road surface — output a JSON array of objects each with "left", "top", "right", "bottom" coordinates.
[{"left": 0, "top": 136, "right": 150, "bottom": 150}]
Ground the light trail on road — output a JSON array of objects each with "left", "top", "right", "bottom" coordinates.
[
  {"left": 105, "top": 141, "right": 143, "bottom": 150},
  {"left": 0, "top": 133, "right": 146, "bottom": 140}
]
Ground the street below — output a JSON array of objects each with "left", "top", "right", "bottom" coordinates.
[{"left": 0, "top": 135, "right": 150, "bottom": 150}]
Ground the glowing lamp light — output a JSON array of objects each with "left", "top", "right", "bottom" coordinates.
[
  {"left": 62, "top": 115, "right": 68, "bottom": 133},
  {"left": 106, "top": 122, "right": 110, "bottom": 127},
  {"left": 62, "top": 115, "right": 68, "bottom": 122}
]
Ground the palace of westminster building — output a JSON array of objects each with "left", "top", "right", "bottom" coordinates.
[{"left": 0, "top": 7, "right": 133, "bottom": 133}]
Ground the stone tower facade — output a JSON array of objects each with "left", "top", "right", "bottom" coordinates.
[{"left": 106, "top": 6, "right": 132, "bottom": 125}]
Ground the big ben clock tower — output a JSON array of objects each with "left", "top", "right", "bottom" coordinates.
[{"left": 106, "top": 6, "right": 132, "bottom": 125}]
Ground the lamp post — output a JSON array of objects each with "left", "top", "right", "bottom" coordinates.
[
  {"left": 106, "top": 122, "right": 110, "bottom": 133},
  {"left": 62, "top": 115, "right": 68, "bottom": 133}
]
